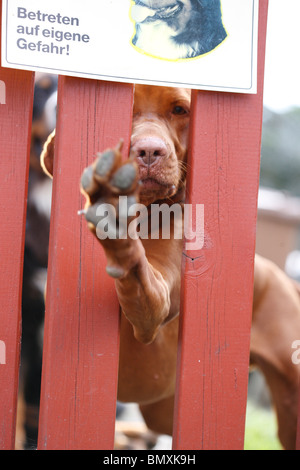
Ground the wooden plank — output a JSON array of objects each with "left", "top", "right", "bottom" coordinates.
[
  {"left": 0, "top": 0, "right": 34, "bottom": 448},
  {"left": 38, "top": 77, "right": 133, "bottom": 450},
  {"left": 172, "top": 0, "right": 269, "bottom": 450}
]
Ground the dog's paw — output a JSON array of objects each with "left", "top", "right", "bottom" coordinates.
[{"left": 80, "top": 140, "right": 140, "bottom": 245}]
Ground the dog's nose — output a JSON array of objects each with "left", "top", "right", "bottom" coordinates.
[{"left": 131, "top": 138, "right": 168, "bottom": 167}]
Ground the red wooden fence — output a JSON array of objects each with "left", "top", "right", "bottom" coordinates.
[
  {"left": 0, "top": 67, "right": 34, "bottom": 451},
  {"left": 38, "top": 78, "right": 133, "bottom": 450},
  {"left": 0, "top": 1, "right": 34, "bottom": 447},
  {"left": 2, "top": 0, "right": 299, "bottom": 451}
]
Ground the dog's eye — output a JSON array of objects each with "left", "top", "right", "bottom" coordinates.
[{"left": 172, "top": 105, "right": 188, "bottom": 116}]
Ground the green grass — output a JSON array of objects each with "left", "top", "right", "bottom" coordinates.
[{"left": 244, "top": 401, "right": 283, "bottom": 450}]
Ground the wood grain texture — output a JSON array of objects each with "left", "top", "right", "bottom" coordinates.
[
  {"left": 0, "top": 2, "right": 34, "bottom": 448},
  {"left": 172, "top": 0, "right": 269, "bottom": 450},
  {"left": 297, "top": 392, "right": 300, "bottom": 449},
  {"left": 38, "top": 77, "right": 134, "bottom": 450}
]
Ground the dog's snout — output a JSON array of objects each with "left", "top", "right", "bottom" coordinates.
[{"left": 131, "top": 138, "right": 168, "bottom": 167}]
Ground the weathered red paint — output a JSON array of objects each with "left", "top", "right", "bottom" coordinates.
[
  {"left": 172, "top": 0, "right": 269, "bottom": 450},
  {"left": 38, "top": 77, "right": 134, "bottom": 450},
  {"left": 0, "top": 1, "right": 34, "bottom": 449}
]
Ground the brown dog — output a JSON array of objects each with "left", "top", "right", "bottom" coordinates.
[{"left": 42, "top": 85, "right": 300, "bottom": 450}]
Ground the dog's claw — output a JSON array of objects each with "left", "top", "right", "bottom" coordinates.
[{"left": 77, "top": 209, "right": 87, "bottom": 216}]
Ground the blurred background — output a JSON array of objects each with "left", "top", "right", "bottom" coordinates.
[{"left": 257, "top": 0, "right": 300, "bottom": 278}]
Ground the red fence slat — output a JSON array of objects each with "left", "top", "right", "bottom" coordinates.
[
  {"left": 297, "top": 391, "right": 300, "bottom": 449},
  {"left": 38, "top": 77, "right": 134, "bottom": 450},
  {"left": 0, "top": 2, "right": 34, "bottom": 448},
  {"left": 172, "top": 0, "right": 269, "bottom": 450}
]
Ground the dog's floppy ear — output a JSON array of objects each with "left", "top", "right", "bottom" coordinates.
[{"left": 41, "top": 129, "right": 55, "bottom": 178}]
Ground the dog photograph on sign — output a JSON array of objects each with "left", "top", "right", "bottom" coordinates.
[{"left": 130, "top": 0, "right": 228, "bottom": 60}]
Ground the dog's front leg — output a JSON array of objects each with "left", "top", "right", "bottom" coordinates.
[
  {"left": 114, "top": 246, "right": 173, "bottom": 343},
  {"left": 80, "top": 144, "right": 179, "bottom": 344}
]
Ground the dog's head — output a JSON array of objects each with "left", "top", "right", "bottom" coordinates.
[
  {"left": 130, "top": 85, "right": 191, "bottom": 205},
  {"left": 41, "top": 85, "right": 191, "bottom": 205}
]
